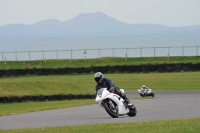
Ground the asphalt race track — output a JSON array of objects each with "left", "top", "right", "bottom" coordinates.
[{"left": 0, "top": 91, "right": 200, "bottom": 130}]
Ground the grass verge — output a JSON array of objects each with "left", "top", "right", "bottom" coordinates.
[
  {"left": 1, "top": 118, "right": 199, "bottom": 133},
  {"left": 1, "top": 56, "right": 200, "bottom": 69},
  {"left": 0, "top": 99, "right": 95, "bottom": 116},
  {"left": 0, "top": 72, "right": 200, "bottom": 96}
]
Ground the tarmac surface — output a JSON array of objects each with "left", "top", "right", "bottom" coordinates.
[{"left": 0, "top": 91, "right": 200, "bottom": 130}]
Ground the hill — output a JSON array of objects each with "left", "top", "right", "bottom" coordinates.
[{"left": 0, "top": 12, "right": 200, "bottom": 51}]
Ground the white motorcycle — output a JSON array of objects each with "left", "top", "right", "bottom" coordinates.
[
  {"left": 95, "top": 88, "right": 137, "bottom": 118},
  {"left": 138, "top": 88, "right": 155, "bottom": 97}
]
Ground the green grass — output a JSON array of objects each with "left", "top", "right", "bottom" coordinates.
[
  {"left": 0, "top": 99, "right": 95, "bottom": 116},
  {"left": 1, "top": 56, "right": 200, "bottom": 69},
  {"left": 0, "top": 72, "right": 200, "bottom": 96},
  {"left": 1, "top": 118, "right": 199, "bottom": 133}
]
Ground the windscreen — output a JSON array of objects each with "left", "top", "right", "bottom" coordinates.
[{"left": 97, "top": 88, "right": 106, "bottom": 96}]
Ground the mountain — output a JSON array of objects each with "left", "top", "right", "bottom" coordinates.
[
  {"left": 0, "top": 12, "right": 200, "bottom": 52},
  {"left": 1, "top": 11, "right": 200, "bottom": 37}
]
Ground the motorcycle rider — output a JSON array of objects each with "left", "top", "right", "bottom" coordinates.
[
  {"left": 94, "top": 72, "right": 133, "bottom": 107},
  {"left": 140, "top": 85, "right": 150, "bottom": 95}
]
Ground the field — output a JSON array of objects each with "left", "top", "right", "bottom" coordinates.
[{"left": 1, "top": 56, "right": 200, "bottom": 69}]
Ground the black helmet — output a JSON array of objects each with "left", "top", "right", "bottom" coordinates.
[{"left": 94, "top": 72, "right": 103, "bottom": 83}]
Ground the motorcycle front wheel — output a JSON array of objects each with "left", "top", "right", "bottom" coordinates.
[{"left": 103, "top": 100, "right": 118, "bottom": 118}]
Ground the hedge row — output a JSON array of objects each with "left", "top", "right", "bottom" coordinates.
[
  {"left": 0, "top": 94, "right": 95, "bottom": 103},
  {"left": 0, "top": 63, "right": 200, "bottom": 77}
]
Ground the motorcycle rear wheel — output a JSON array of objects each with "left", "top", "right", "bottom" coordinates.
[
  {"left": 140, "top": 93, "right": 145, "bottom": 97},
  {"left": 127, "top": 105, "right": 137, "bottom": 117},
  {"left": 103, "top": 101, "right": 118, "bottom": 118}
]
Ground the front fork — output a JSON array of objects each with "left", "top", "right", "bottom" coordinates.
[
  {"left": 100, "top": 99, "right": 115, "bottom": 109},
  {"left": 108, "top": 99, "right": 115, "bottom": 109}
]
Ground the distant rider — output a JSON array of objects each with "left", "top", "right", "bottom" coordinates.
[
  {"left": 94, "top": 72, "right": 133, "bottom": 107},
  {"left": 140, "top": 85, "right": 150, "bottom": 95}
]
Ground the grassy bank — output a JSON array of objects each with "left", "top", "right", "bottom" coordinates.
[
  {"left": 1, "top": 56, "right": 200, "bottom": 69},
  {"left": 1, "top": 118, "right": 199, "bottom": 133},
  {"left": 0, "top": 99, "right": 95, "bottom": 116},
  {"left": 0, "top": 72, "right": 200, "bottom": 96}
]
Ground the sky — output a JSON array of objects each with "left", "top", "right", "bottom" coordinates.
[{"left": 0, "top": 0, "right": 199, "bottom": 27}]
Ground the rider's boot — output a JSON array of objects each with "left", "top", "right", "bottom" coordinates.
[
  {"left": 123, "top": 97, "right": 133, "bottom": 107},
  {"left": 124, "top": 98, "right": 133, "bottom": 107},
  {"left": 119, "top": 90, "right": 133, "bottom": 107}
]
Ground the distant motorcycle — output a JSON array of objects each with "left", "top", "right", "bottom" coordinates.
[
  {"left": 96, "top": 88, "right": 137, "bottom": 118},
  {"left": 138, "top": 88, "right": 155, "bottom": 97}
]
